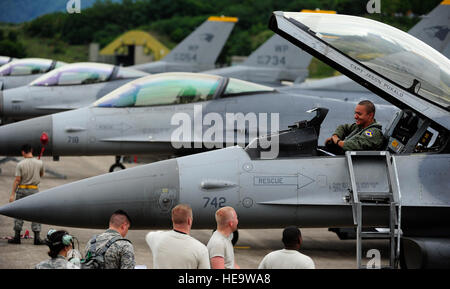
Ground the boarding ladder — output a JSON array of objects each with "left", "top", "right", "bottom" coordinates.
[{"left": 345, "top": 151, "right": 402, "bottom": 269}]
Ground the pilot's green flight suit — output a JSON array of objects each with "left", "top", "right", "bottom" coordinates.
[{"left": 333, "top": 120, "right": 384, "bottom": 151}]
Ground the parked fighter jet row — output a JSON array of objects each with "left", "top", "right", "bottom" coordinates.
[
  {"left": 0, "top": 2, "right": 449, "bottom": 268},
  {"left": 2, "top": 3, "right": 449, "bottom": 170}
]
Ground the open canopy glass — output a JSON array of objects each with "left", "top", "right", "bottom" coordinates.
[{"left": 280, "top": 12, "right": 450, "bottom": 110}]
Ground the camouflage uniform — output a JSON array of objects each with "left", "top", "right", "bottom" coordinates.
[
  {"left": 35, "top": 256, "right": 80, "bottom": 269},
  {"left": 14, "top": 188, "right": 41, "bottom": 232},
  {"left": 333, "top": 121, "right": 384, "bottom": 151},
  {"left": 84, "top": 229, "right": 135, "bottom": 269}
]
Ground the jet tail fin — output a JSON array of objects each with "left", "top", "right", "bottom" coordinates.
[
  {"left": 242, "top": 34, "right": 313, "bottom": 84},
  {"left": 163, "top": 16, "right": 238, "bottom": 71},
  {"left": 408, "top": 1, "right": 450, "bottom": 57}
]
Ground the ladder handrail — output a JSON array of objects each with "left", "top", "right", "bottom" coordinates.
[
  {"left": 391, "top": 156, "right": 403, "bottom": 268},
  {"left": 345, "top": 151, "right": 360, "bottom": 226}
]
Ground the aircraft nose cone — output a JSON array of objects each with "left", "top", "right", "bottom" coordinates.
[
  {"left": 0, "top": 115, "right": 53, "bottom": 156},
  {"left": 0, "top": 159, "right": 180, "bottom": 229}
]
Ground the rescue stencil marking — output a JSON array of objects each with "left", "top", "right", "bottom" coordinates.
[{"left": 254, "top": 176, "right": 297, "bottom": 186}]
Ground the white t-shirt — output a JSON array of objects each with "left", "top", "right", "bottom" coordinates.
[
  {"left": 258, "top": 249, "right": 315, "bottom": 269},
  {"left": 206, "top": 230, "right": 235, "bottom": 269},
  {"left": 146, "top": 230, "right": 210, "bottom": 269}
]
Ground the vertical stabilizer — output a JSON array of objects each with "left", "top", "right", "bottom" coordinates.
[
  {"left": 206, "top": 34, "right": 313, "bottom": 85},
  {"left": 243, "top": 34, "right": 313, "bottom": 83},
  {"left": 408, "top": 1, "right": 449, "bottom": 57},
  {"left": 163, "top": 16, "right": 238, "bottom": 70}
]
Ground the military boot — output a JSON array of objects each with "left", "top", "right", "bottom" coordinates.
[
  {"left": 33, "top": 231, "right": 45, "bottom": 245},
  {"left": 8, "top": 230, "right": 21, "bottom": 244}
]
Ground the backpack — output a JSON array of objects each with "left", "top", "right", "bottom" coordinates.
[{"left": 81, "top": 235, "right": 131, "bottom": 269}]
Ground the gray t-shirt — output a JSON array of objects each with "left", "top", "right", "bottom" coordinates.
[
  {"left": 206, "top": 230, "right": 235, "bottom": 269},
  {"left": 146, "top": 230, "right": 210, "bottom": 269},
  {"left": 258, "top": 249, "right": 315, "bottom": 269},
  {"left": 15, "top": 157, "right": 44, "bottom": 186}
]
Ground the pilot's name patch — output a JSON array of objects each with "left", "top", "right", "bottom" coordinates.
[{"left": 254, "top": 176, "right": 297, "bottom": 186}]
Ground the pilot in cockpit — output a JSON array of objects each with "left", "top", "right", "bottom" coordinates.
[{"left": 324, "top": 100, "right": 384, "bottom": 154}]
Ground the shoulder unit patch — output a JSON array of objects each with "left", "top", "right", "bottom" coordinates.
[{"left": 364, "top": 130, "right": 373, "bottom": 137}]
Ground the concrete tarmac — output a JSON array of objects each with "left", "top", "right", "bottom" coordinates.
[{"left": 0, "top": 156, "right": 389, "bottom": 269}]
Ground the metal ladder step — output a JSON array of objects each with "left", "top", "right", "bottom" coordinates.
[
  {"left": 361, "top": 232, "right": 392, "bottom": 239},
  {"left": 359, "top": 193, "right": 392, "bottom": 200},
  {"left": 345, "top": 151, "right": 402, "bottom": 269}
]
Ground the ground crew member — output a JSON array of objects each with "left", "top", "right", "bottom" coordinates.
[
  {"left": 207, "top": 206, "right": 240, "bottom": 269},
  {"left": 35, "top": 229, "right": 80, "bottom": 269},
  {"left": 84, "top": 209, "right": 135, "bottom": 269},
  {"left": 8, "top": 144, "right": 45, "bottom": 245},
  {"left": 325, "top": 100, "right": 384, "bottom": 154},
  {"left": 258, "top": 226, "right": 315, "bottom": 269},
  {"left": 146, "top": 204, "right": 210, "bottom": 269}
]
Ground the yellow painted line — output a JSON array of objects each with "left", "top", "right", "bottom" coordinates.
[
  {"left": 208, "top": 16, "right": 239, "bottom": 23},
  {"left": 234, "top": 246, "right": 251, "bottom": 249},
  {"left": 301, "top": 9, "right": 337, "bottom": 14}
]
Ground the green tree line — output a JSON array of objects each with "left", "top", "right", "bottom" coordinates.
[{"left": 0, "top": 29, "right": 27, "bottom": 58}]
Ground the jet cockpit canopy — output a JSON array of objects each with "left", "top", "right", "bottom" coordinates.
[
  {"left": 30, "top": 63, "right": 148, "bottom": 87},
  {"left": 0, "top": 56, "right": 14, "bottom": 67},
  {"left": 277, "top": 12, "right": 449, "bottom": 110},
  {"left": 0, "top": 58, "right": 66, "bottom": 76},
  {"left": 270, "top": 12, "right": 450, "bottom": 154},
  {"left": 93, "top": 72, "right": 275, "bottom": 108}
]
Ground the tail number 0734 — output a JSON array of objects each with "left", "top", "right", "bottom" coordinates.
[{"left": 203, "top": 197, "right": 226, "bottom": 208}]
